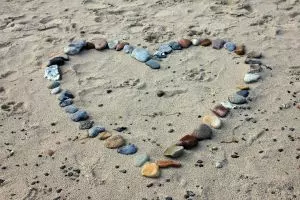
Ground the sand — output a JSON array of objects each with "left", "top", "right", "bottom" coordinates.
[{"left": 0, "top": 0, "right": 299, "bottom": 199}]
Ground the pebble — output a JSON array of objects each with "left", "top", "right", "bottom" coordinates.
[
  {"left": 245, "top": 58, "right": 262, "bottom": 65},
  {"left": 93, "top": 38, "right": 108, "bottom": 50},
  {"left": 235, "top": 45, "right": 245, "bottom": 55},
  {"left": 51, "top": 87, "right": 61, "bottom": 94},
  {"left": 116, "top": 42, "right": 129, "bottom": 51},
  {"left": 212, "top": 104, "right": 229, "bottom": 117},
  {"left": 44, "top": 65, "right": 60, "bottom": 81},
  {"left": 220, "top": 101, "right": 236, "bottom": 109},
  {"left": 131, "top": 48, "right": 151, "bottom": 62},
  {"left": 153, "top": 51, "right": 167, "bottom": 58},
  {"left": 134, "top": 154, "right": 149, "bottom": 167},
  {"left": 202, "top": 115, "right": 222, "bottom": 129},
  {"left": 64, "top": 105, "right": 78, "bottom": 113},
  {"left": 58, "top": 90, "right": 74, "bottom": 101},
  {"left": 45, "top": 149, "right": 55, "bottom": 156},
  {"left": 114, "top": 127, "right": 127, "bottom": 132},
  {"left": 164, "top": 145, "right": 184, "bottom": 158},
  {"left": 212, "top": 39, "right": 225, "bottom": 49},
  {"left": 168, "top": 41, "right": 182, "bottom": 50},
  {"left": 248, "top": 64, "right": 262, "bottom": 74},
  {"left": 156, "top": 160, "right": 181, "bottom": 168},
  {"left": 47, "top": 81, "right": 60, "bottom": 89},
  {"left": 88, "top": 126, "right": 105, "bottom": 137},
  {"left": 146, "top": 59, "right": 160, "bottom": 69},
  {"left": 178, "top": 39, "right": 192, "bottom": 48},
  {"left": 244, "top": 73, "right": 261, "bottom": 83},
  {"left": 236, "top": 90, "right": 249, "bottom": 97},
  {"left": 176, "top": 135, "right": 198, "bottom": 149},
  {"left": 215, "top": 161, "right": 223, "bottom": 168},
  {"left": 191, "top": 124, "right": 212, "bottom": 140},
  {"left": 105, "top": 135, "right": 125, "bottom": 149},
  {"left": 228, "top": 94, "right": 247, "bottom": 104},
  {"left": 191, "top": 38, "right": 201, "bottom": 46},
  {"left": 158, "top": 44, "right": 172, "bottom": 54},
  {"left": 247, "top": 51, "right": 262, "bottom": 59},
  {"left": 47, "top": 56, "right": 68, "bottom": 67},
  {"left": 123, "top": 45, "right": 135, "bottom": 54},
  {"left": 117, "top": 144, "right": 138, "bottom": 155},
  {"left": 157, "top": 90, "right": 165, "bottom": 97},
  {"left": 141, "top": 162, "right": 160, "bottom": 178},
  {"left": 236, "top": 85, "right": 250, "bottom": 90},
  {"left": 99, "top": 132, "right": 112, "bottom": 140},
  {"left": 59, "top": 99, "right": 73, "bottom": 107},
  {"left": 79, "top": 120, "right": 94, "bottom": 130},
  {"left": 224, "top": 42, "right": 236, "bottom": 52},
  {"left": 64, "top": 40, "right": 86, "bottom": 55},
  {"left": 200, "top": 39, "right": 211, "bottom": 46},
  {"left": 107, "top": 40, "right": 119, "bottom": 49},
  {"left": 84, "top": 42, "right": 95, "bottom": 50},
  {"left": 70, "top": 110, "right": 89, "bottom": 122}
]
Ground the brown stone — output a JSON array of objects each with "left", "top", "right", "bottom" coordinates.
[
  {"left": 104, "top": 135, "right": 125, "bottom": 149},
  {"left": 176, "top": 135, "right": 198, "bottom": 149},
  {"left": 178, "top": 39, "right": 192, "bottom": 48},
  {"left": 45, "top": 149, "right": 55, "bottom": 156},
  {"left": 116, "top": 42, "right": 129, "bottom": 51},
  {"left": 236, "top": 85, "right": 250, "bottom": 90},
  {"left": 93, "top": 38, "right": 108, "bottom": 50},
  {"left": 156, "top": 160, "right": 181, "bottom": 168},
  {"left": 212, "top": 104, "right": 229, "bottom": 118},
  {"left": 99, "top": 132, "right": 112, "bottom": 140},
  {"left": 84, "top": 42, "right": 95, "bottom": 50},
  {"left": 200, "top": 39, "right": 212, "bottom": 46},
  {"left": 235, "top": 45, "right": 245, "bottom": 55}
]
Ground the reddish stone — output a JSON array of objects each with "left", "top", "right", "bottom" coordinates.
[
  {"left": 200, "top": 39, "right": 211, "bottom": 46},
  {"left": 84, "top": 42, "right": 95, "bottom": 50},
  {"left": 156, "top": 160, "right": 181, "bottom": 168},
  {"left": 178, "top": 39, "right": 192, "bottom": 48},
  {"left": 212, "top": 104, "right": 229, "bottom": 117},
  {"left": 235, "top": 45, "right": 245, "bottom": 55},
  {"left": 176, "top": 135, "right": 198, "bottom": 149},
  {"left": 116, "top": 42, "right": 129, "bottom": 51},
  {"left": 93, "top": 38, "right": 108, "bottom": 50}
]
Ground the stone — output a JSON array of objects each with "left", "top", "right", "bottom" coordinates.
[
  {"left": 47, "top": 56, "right": 68, "bottom": 67},
  {"left": 84, "top": 42, "right": 95, "bottom": 50},
  {"left": 212, "top": 104, "right": 229, "bottom": 117},
  {"left": 117, "top": 144, "right": 138, "bottom": 155},
  {"left": 157, "top": 90, "right": 165, "bottom": 97},
  {"left": 64, "top": 105, "right": 78, "bottom": 113},
  {"left": 93, "top": 38, "right": 108, "bottom": 50},
  {"left": 64, "top": 40, "right": 86, "bottom": 55},
  {"left": 168, "top": 41, "right": 182, "bottom": 50},
  {"left": 158, "top": 44, "right": 172, "bottom": 54},
  {"left": 141, "top": 162, "right": 160, "bottom": 178},
  {"left": 215, "top": 161, "right": 223, "bottom": 168},
  {"left": 116, "top": 42, "right": 129, "bottom": 51},
  {"left": 247, "top": 51, "right": 262, "bottom": 59},
  {"left": 228, "top": 94, "right": 247, "bottom": 104},
  {"left": 176, "top": 135, "right": 198, "bottom": 149},
  {"left": 220, "top": 101, "right": 236, "bottom": 109},
  {"left": 244, "top": 73, "right": 261, "bottom": 83},
  {"left": 156, "top": 160, "right": 181, "bottom": 168},
  {"left": 212, "top": 39, "right": 225, "bottom": 49},
  {"left": 48, "top": 81, "right": 60, "bottom": 89},
  {"left": 134, "top": 154, "right": 150, "bottom": 167},
  {"left": 248, "top": 64, "right": 263, "bottom": 74},
  {"left": 45, "top": 149, "right": 55, "bottom": 156},
  {"left": 235, "top": 45, "right": 245, "bottom": 55},
  {"left": 58, "top": 90, "right": 74, "bottom": 101},
  {"left": 123, "top": 45, "right": 135, "bottom": 54},
  {"left": 146, "top": 59, "right": 160, "bottom": 69},
  {"left": 153, "top": 51, "right": 167, "bottom": 58},
  {"left": 236, "top": 90, "right": 249, "bottom": 97},
  {"left": 51, "top": 87, "right": 61, "bottom": 94},
  {"left": 105, "top": 135, "right": 125, "bottom": 149},
  {"left": 59, "top": 99, "right": 73, "bottom": 107},
  {"left": 178, "top": 39, "right": 192, "bottom": 48},
  {"left": 107, "top": 40, "right": 119, "bottom": 49},
  {"left": 245, "top": 58, "right": 262, "bottom": 65},
  {"left": 99, "top": 132, "right": 112, "bottom": 140},
  {"left": 70, "top": 110, "right": 89, "bottom": 122},
  {"left": 79, "top": 120, "right": 94, "bottom": 130},
  {"left": 131, "top": 48, "right": 151, "bottom": 62},
  {"left": 224, "top": 42, "right": 236, "bottom": 52},
  {"left": 191, "top": 124, "right": 213, "bottom": 140},
  {"left": 200, "top": 39, "right": 211, "bottom": 46},
  {"left": 202, "top": 115, "right": 222, "bottom": 129},
  {"left": 191, "top": 38, "right": 201, "bottom": 46},
  {"left": 236, "top": 85, "right": 250, "bottom": 90},
  {"left": 164, "top": 145, "right": 184, "bottom": 158},
  {"left": 44, "top": 65, "right": 60, "bottom": 81}
]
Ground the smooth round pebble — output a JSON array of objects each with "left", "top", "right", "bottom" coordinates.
[
  {"left": 134, "top": 154, "right": 149, "bottom": 167},
  {"left": 244, "top": 73, "right": 260, "bottom": 83},
  {"left": 88, "top": 126, "right": 105, "bottom": 137},
  {"left": 202, "top": 115, "right": 222, "bottom": 129},
  {"left": 59, "top": 99, "right": 73, "bottom": 107},
  {"left": 191, "top": 38, "right": 200, "bottom": 46},
  {"left": 123, "top": 45, "right": 135, "bottom": 54},
  {"left": 116, "top": 42, "right": 129, "bottom": 51},
  {"left": 64, "top": 40, "right": 86, "bottom": 55},
  {"left": 117, "top": 144, "right": 138, "bottom": 155},
  {"left": 105, "top": 135, "right": 125, "bottom": 149},
  {"left": 191, "top": 124, "right": 212, "bottom": 140},
  {"left": 228, "top": 94, "right": 247, "bottom": 104},
  {"left": 99, "top": 132, "right": 112, "bottom": 140},
  {"left": 200, "top": 39, "right": 211, "bottom": 46},
  {"left": 64, "top": 105, "right": 78, "bottom": 113},
  {"left": 93, "top": 38, "right": 108, "bottom": 50},
  {"left": 224, "top": 42, "right": 236, "bottom": 51},
  {"left": 131, "top": 48, "right": 151, "bottom": 62},
  {"left": 145, "top": 59, "right": 160, "bottom": 69},
  {"left": 178, "top": 39, "right": 192, "bottom": 48},
  {"left": 58, "top": 90, "right": 74, "bottom": 101},
  {"left": 70, "top": 110, "right": 89, "bottom": 122},
  {"left": 220, "top": 101, "right": 236, "bottom": 109},
  {"left": 51, "top": 87, "right": 61, "bottom": 94},
  {"left": 236, "top": 90, "right": 249, "bottom": 97},
  {"left": 141, "top": 162, "right": 160, "bottom": 178},
  {"left": 235, "top": 45, "right": 245, "bottom": 55}
]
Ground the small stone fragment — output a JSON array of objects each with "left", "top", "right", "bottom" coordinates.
[
  {"left": 64, "top": 40, "right": 86, "bottom": 55},
  {"left": 48, "top": 81, "right": 60, "bottom": 89},
  {"left": 131, "top": 48, "right": 151, "bottom": 62},
  {"left": 164, "top": 145, "right": 184, "bottom": 158},
  {"left": 212, "top": 39, "right": 225, "bottom": 49},
  {"left": 99, "top": 132, "right": 112, "bottom": 140},
  {"left": 176, "top": 135, "right": 198, "bottom": 149},
  {"left": 156, "top": 160, "right": 181, "bottom": 168},
  {"left": 51, "top": 87, "right": 61, "bottom": 94},
  {"left": 202, "top": 115, "right": 222, "bottom": 129},
  {"left": 64, "top": 105, "right": 78, "bottom": 113},
  {"left": 146, "top": 59, "right": 160, "bottom": 69},
  {"left": 70, "top": 110, "right": 89, "bottom": 122},
  {"left": 212, "top": 104, "right": 229, "bottom": 117},
  {"left": 93, "top": 38, "right": 108, "bottom": 50},
  {"left": 178, "top": 39, "right": 192, "bottom": 48},
  {"left": 191, "top": 38, "right": 201, "bottom": 46},
  {"left": 244, "top": 73, "right": 261, "bottom": 83},
  {"left": 134, "top": 154, "right": 150, "bottom": 167},
  {"left": 168, "top": 41, "right": 182, "bottom": 50},
  {"left": 228, "top": 94, "right": 247, "bottom": 104},
  {"left": 220, "top": 101, "right": 236, "bottom": 109},
  {"left": 105, "top": 135, "right": 125, "bottom": 149},
  {"left": 116, "top": 42, "right": 129, "bottom": 51},
  {"left": 224, "top": 42, "right": 236, "bottom": 52},
  {"left": 191, "top": 124, "right": 213, "bottom": 140},
  {"left": 141, "top": 163, "right": 160, "bottom": 178},
  {"left": 117, "top": 144, "right": 138, "bottom": 155},
  {"left": 45, "top": 149, "right": 55, "bottom": 156},
  {"left": 123, "top": 45, "right": 134, "bottom": 54},
  {"left": 200, "top": 39, "right": 211, "bottom": 46},
  {"left": 235, "top": 45, "right": 245, "bottom": 55},
  {"left": 157, "top": 90, "right": 165, "bottom": 97},
  {"left": 79, "top": 120, "right": 94, "bottom": 130},
  {"left": 44, "top": 65, "right": 60, "bottom": 81},
  {"left": 107, "top": 40, "right": 119, "bottom": 49}
]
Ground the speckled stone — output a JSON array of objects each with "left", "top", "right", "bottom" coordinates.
[
  {"left": 79, "top": 120, "right": 94, "bottom": 130},
  {"left": 191, "top": 124, "right": 213, "bottom": 140},
  {"left": 191, "top": 38, "right": 201, "bottom": 46},
  {"left": 228, "top": 94, "right": 247, "bottom": 104},
  {"left": 64, "top": 40, "right": 86, "bottom": 55},
  {"left": 93, "top": 38, "right": 108, "bottom": 50},
  {"left": 105, "top": 135, "right": 125, "bottom": 149},
  {"left": 107, "top": 40, "right": 119, "bottom": 49},
  {"left": 59, "top": 99, "right": 73, "bottom": 107}
]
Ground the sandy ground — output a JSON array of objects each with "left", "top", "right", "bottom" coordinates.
[{"left": 0, "top": 0, "right": 299, "bottom": 199}]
